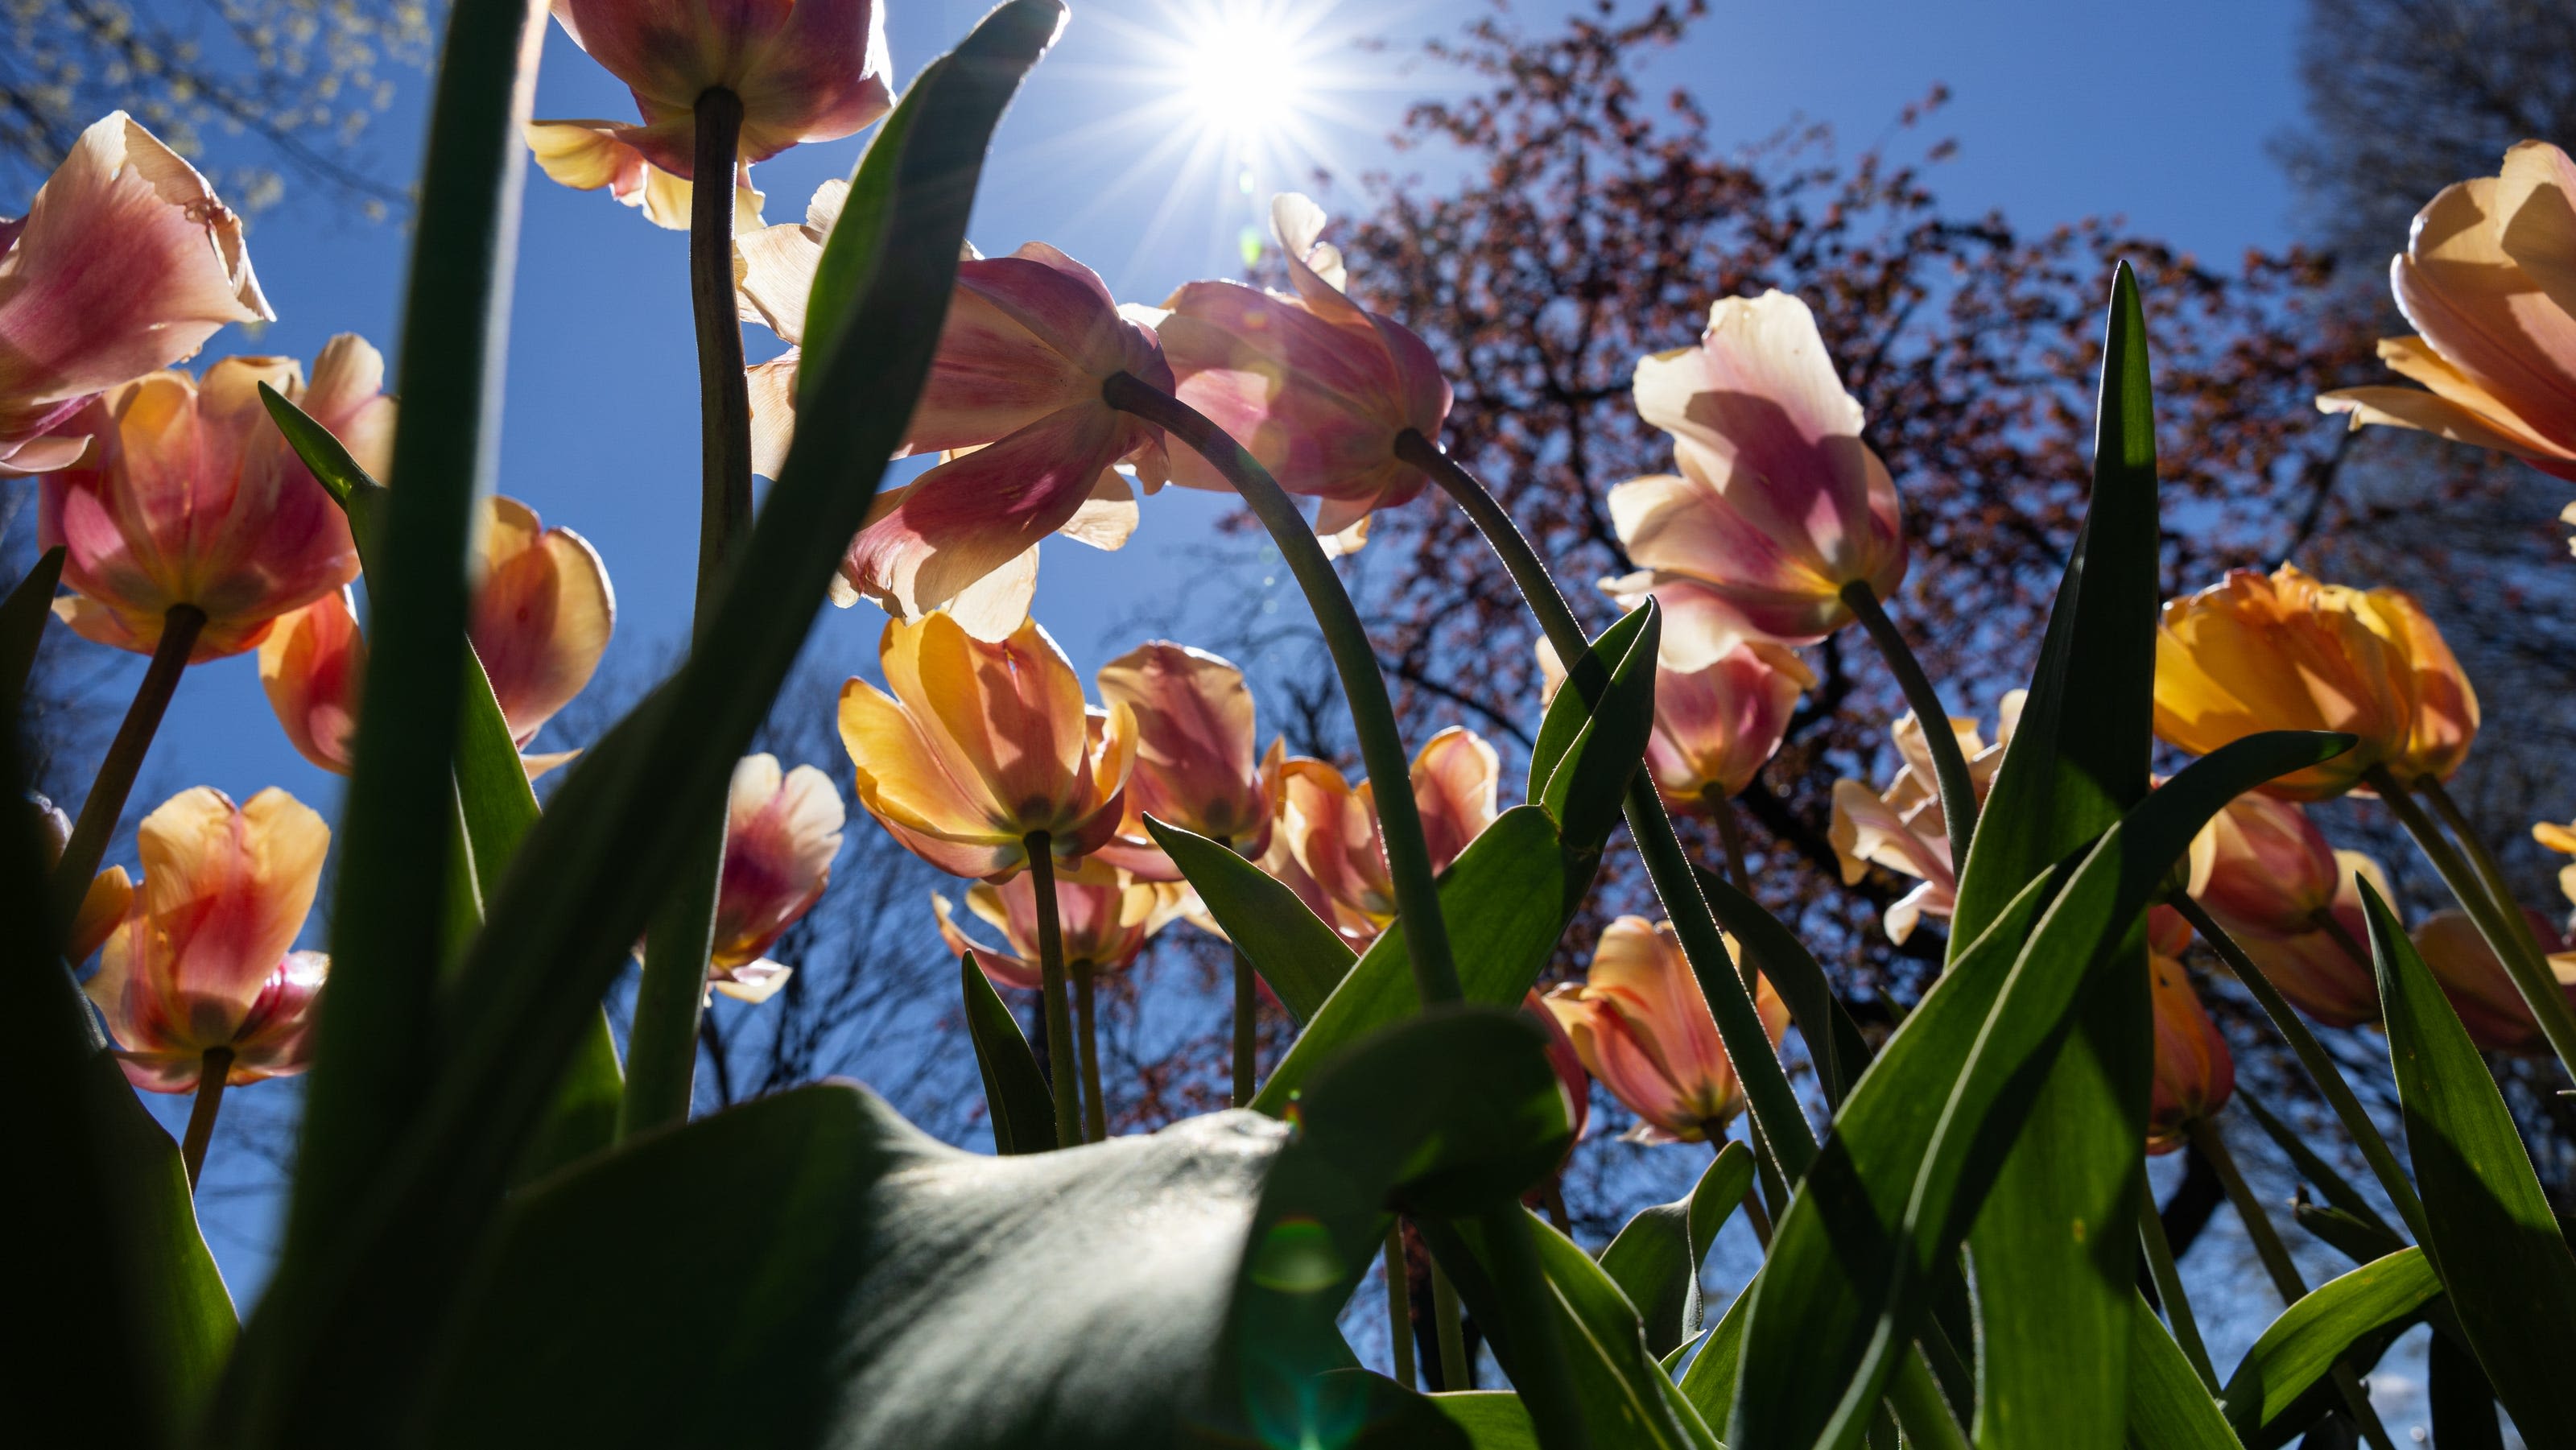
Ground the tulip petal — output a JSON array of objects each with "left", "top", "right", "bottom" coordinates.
[
  {"left": 2392, "top": 176, "right": 2576, "bottom": 456},
  {"left": 257, "top": 588, "right": 365, "bottom": 775},
  {"left": 2496, "top": 141, "right": 2576, "bottom": 333},
  {"left": 470, "top": 496, "right": 615, "bottom": 746}
]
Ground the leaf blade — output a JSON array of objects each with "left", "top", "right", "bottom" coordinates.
[
  {"left": 1146, "top": 814, "right": 1353, "bottom": 1025},
  {"left": 960, "top": 952, "right": 1058, "bottom": 1155},
  {"left": 2216, "top": 1247, "right": 2441, "bottom": 1436}
]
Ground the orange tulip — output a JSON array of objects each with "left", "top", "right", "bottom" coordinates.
[
  {"left": 1263, "top": 726, "right": 1499, "bottom": 944},
  {"left": 2145, "top": 954, "right": 2235, "bottom": 1155},
  {"left": 934, "top": 860, "right": 1179, "bottom": 991},
  {"left": 2187, "top": 792, "right": 2341, "bottom": 938},
  {"left": 1539, "top": 632, "right": 1812, "bottom": 810},
  {"left": 1092, "top": 642, "right": 1280, "bottom": 877},
  {"left": 42, "top": 336, "right": 382, "bottom": 661},
  {"left": 2411, "top": 907, "right": 2576, "bottom": 1054},
  {"left": 34, "top": 794, "right": 133, "bottom": 963},
  {"left": 1829, "top": 696, "right": 2018, "bottom": 944},
  {"left": 1604, "top": 290, "right": 1907, "bottom": 657},
  {"left": 2154, "top": 564, "right": 2473, "bottom": 798},
  {"left": 1542, "top": 915, "right": 1787, "bottom": 1143},
  {"left": 2223, "top": 849, "right": 2389, "bottom": 1029},
  {"left": 2318, "top": 141, "right": 2576, "bottom": 481},
  {"left": 526, "top": 0, "right": 892, "bottom": 225},
  {"left": 82, "top": 787, "right": 330, "bottom": 1090},
  {"left": 838, "top": 611, "right": 1135, "bottom": 881},
  {"left": 704, "top": 754, "right": 845, "bottom": 1003},
  {"left": 2533, "top": 816, "right": 2576, "bottom": 915},
  {"left": 0, "top": 114, "right": 270, "bottom": 475}
]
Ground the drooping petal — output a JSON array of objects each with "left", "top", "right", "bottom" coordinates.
[
  {"left": 470, "top": 495, "right": 615, "bottom": 747},
  {"left": 550, "top": 0, "right": 892, "bottom": 174}
]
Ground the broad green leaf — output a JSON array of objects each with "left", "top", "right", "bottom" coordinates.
[
  {"left": 2217, "top": 1248, "right": 2440, "bottom": 1436},
  {"left": 215, "top": 7, "right": 1064, "bottom": 1440},
  {"left": 2362, "top": 882, "right": 2576, "bottom": 1444},
  {"left": 419, "top": 1084, "right": 1284, "bottom": 1446},
  {"left": 1731, "top": 730, "right": 2351, "bottom": 1450},
  {"left": 1676, "top": 1273, "right": 1754, "bottom": 1431},
  {"left": 1955, "top": 262, "right": 2164, "bottom": 1450},
  {"left": 960, "top": 952, "right": 1057, "bottom": 1155},
  {"left": 2427, "top": 1328, "right": 2503, "bottom": 1450},
  {"left": 1529, "top": 601, "right": 1659, "bottom": 851},
  {"left": 2238, "top": 1092, "right": 2401, "bottom": 1246},
  {"left": 1695, "top": 865, "right": 1874, "bottom": 1109},
  {"left": 1308, "top": 1371, "right": 1479, "bottom": 1448},
  {"left": 1253, "top": 806, "right": 1575, "bottom": 1114},
  {"left": 1147, "top": 814, "right": 1353, "bottom": 1024},
  {"left": 1598, "top": 1141, "right": 1755, "bottom": 1357},
  {"left": 1435, "top": 1391, "right": 1541, "bottom": 1448},
  {"left": 2124, "top": 1295, "right": 2244, "bottom": 1450},
  {"left": 1, "top": 544, "right": 64, "bottom": 711}
]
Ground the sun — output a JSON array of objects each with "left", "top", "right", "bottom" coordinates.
[{"left": 1172, "top": 1, "right": 1312, "bottom": 140}]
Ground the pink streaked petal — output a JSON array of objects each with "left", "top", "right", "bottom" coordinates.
[{"left": 470, "top": 497, "right": 615, "bottom": 746}]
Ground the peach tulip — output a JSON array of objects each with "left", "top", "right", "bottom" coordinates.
[
  {"left": 0, "top": 113, "right": 270, "bottom": 476},
  {"left": 2318, "top": 141, "right": 2576, "bottom": 481},
  {"left": 1542, "top": 915, "right": 1787, "bottom": 1143},
  {"left": 1603, "top": 291, "right": 1907, "bottom": 659},
  {"left": 256, "top": 587, "right": 364, "bottom": 773},
  {"left": 934, "top": 859, "right": 1179, "bottom": 991},
  {"left": 1153, "top": 193, "right": 1452, "bottom": 551},
  {"left": 1525, "top": 987, "right": 1591, "bottom": 1147},
  {"left": 2154, "top": 564, "right": 2472, "bottom": 799},
  {"left": 838, "top": 611, "right": 1136, "bottom": 881},
  {"left": 35, "top": 794, "right": 134, "bottom": 963},
  {"left": 1093, "top": 642, "right": 1280, "bottom": 877},
  {"left": 2223, "top": 849, "right": 2388, "bottom": 1030},
  {"left": 1265, "top": 726, "right": 1500, "bottom": 944},
  {"left": 1538, "top": 633, "right": 1813, "bottom": 809},
  {"left": 695, "top": 754, "right": 846, "bottom": 1004},
  {"left": 2145, "top": 954, "right": 2235, "bottom": 1155},
  {"left": 2411, "top": 907, "right": 2576, "bottom": 1055},
  {"left": 526, "top": 0, "right": 891, "bottom": 225},
  {"left": 83, "top": 787, "right": 330, "bottom": 1090},
  {"left": 43, "top": 336, "right": 382, "bottom": 661},
  {"left": 1829, "top": 696, "right": 2019, "bottom": 944},
  {"left": 2187, "top": 792, "right": 2342, "bottom": 938}
]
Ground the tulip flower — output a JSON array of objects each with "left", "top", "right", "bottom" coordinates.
[
  {"left": 258, "top": 497, "right": 613, "bottom": 775},
  {"left": 2145, "top": 954, "right": 2235, "bottom": 1155},
  {"left": 33, "top": 794, "right": 133, "bottom": 963},
  {"left": 1092, "top": 641, "right": 1281, "bottom": 877},
  {"left": 703, "top": 754, "right": 846, "bottom": 1004},
  {"left": 2187, "top": 792, "right": 2343, "bottom": 938},
  {"left": 2412, "top": 907, "right": 2576, "bottom": 1054},
  {"left": 1542, "top": 915, "right": 1787, "bottom": 1143},
  {"left": 2154, "top": 564, "right": 2476, "bottom": 799},
  {"left": 838, "top": 611, "right": 1136, "bottom": 881},
  {"left": 2318, "top": 142, "right": 2576, "bottom": 482},
  {"left": 1152, "top": 193, "right": 1452, "bottom": 551},
  {"left": 526, "top": 0, "right": 892, "bottom": 225},
  {"left": 934, "top": 859, "right": 1179, "bottom": 991},
  {"left": 1264, "top": 726, "right": 1500, "bottom": 944},
  {"left": 1525, "top": 987, "right": 1591, "bottom": 1147},
  {"left": 1829, "top": 696, "right": 2019, "bottom": 944},
  {"left": 43, "top": 335, "right": 382, "bottom": 661},
  {"left": 83, "top": 787, "right": 331, "bottom": 1093},
  {"left": 0, "top": 113, "right": 270, "bottom": 476},
  {"left": 1602, "top": 290, "right": 1907, "bottom": 659},
  {"left": 1538, "top": 633, "right": 1812, "bottom": 811},
  {"left": 2220, "top": 849, "right": 2390, "bottom": 1030}
]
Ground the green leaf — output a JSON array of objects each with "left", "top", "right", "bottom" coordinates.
[
  {"left": 1954, "top": 262, "right": 2164, "bottom": 1450},
  {"left": 1676, "top": 1273, "right": 1754, "bottom": 1431},
  {"left": 2291, "top": 1200, "right": 2407, "bottom": 1269},
  {"left": 2217, "top": 1248, "right": 2440, "bottom": 1436},
  {"left": 1, "top": 544, "right": 64, "bottom": 711},
  {"left": 2123, "top": 1295, "right": 2244, "bottom": 1450},
  {"left": 2238, "top": 1092, "right": 2401, "bottom": 1247},
  {"left": 1695, "top": 865, "right": 1874, "bottom": 1109},
  {"left": 2427, "top": 1326, "right": 2503, "bottom": 1450},
  {"left": 1598, "top": 1141, "right": 1755, "bottom": 1357},
  {"left": 1253, "top": 806, "right": 1575, "bottom": 1114},
  {"left": 1434, "top": 1391, "right": 1542, "bottom": 1448},
  {"left": 960, "top": 952, "right": 1058, "bottom": 1155},
  {"left": 2362, "top": 881, "right": 2576, "bottom": 1443},
  {"left": 1528, "top": 601, "right": 1659, "bottom": 851},
  {"left": 216, "top": 6, "right": 1064, "bottom": 1440},
  {"left": 1731, "top": 729, "right": 2351, "bottom": 1450},
  {"left": 418, "top": 1084, "right": 1284, "bottom": 1447},
  {"left": 1146, "top": 814, "right": 1353, "bottom": 1025}
]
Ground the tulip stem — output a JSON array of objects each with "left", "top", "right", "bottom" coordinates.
[
  {"left": 1230, "top": 945, "right": 1257, "bottom": 1108},
  {"left": 2313, "top": 906, "right": 2373, "bottom": 976},
  {"left": 1398, "top": 432, "right": 1818, "bottom": 1182},
  {"left": 180, "top": 1046, "right": 233, "bottom": 1191},
  {"left": 1710, "top": 790, "right": 1752, "bottom": 890},
  {"left": 2190, "top": 1113, "right": 2401, "bottom": 1450},
  {"left": 1075, "top": 961, "right": 1106, "bottom": 1143},
  {"left": 1382, "top": 1225, "right": 1417, "bottom": 1390},
  {"left": 1839, "top": 580, "right": 1979, "bottom": 874},
  {"left": 2368, "top": 764, "right": 2576, "bottom": 1076},
  {"left": 1482, "top": 1207, "right": 1591, "bottom": 1450},
  {"left": 1429, "top": 1252, "right": 1472, "bottom": 1391},
  {"left": 2169, "top": 895, "right": 2429, "bottom": 1242},
  {"left": 621, "top": 826, "right": 722, "bottom": 1139},
  {"left": 52, "top": 603, "right": 204, "bottom": 934},
  {"left": 1026, "top": 834, "right": 1084, "bottom": 1148},
  {"left": 1107, "top": 377, "right": 1459, "bottom": 1006},
  {"left": 689, "top": 84, "right": 752, "bottom": 613},
  {"left": 2136, "top": 1189, "right": 2219, "bottom": 1394}
]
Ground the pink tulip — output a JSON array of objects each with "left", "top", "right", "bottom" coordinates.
[
  {"left": 2318, "top": 141, "right": 2576, "bottom": 481},
  {"left": 2145, "top": 953, "right": 2235, "bottom": 1155},
  {"left": 2226, "top": 850, "right": 2388, "bottom": 1029},
  {"left": 2187, "top": 792, "right": 2342, "bottom": 938},
  {"left": 934, "top": 860, "right": 1179, "bottom": 991},
  {"left": 83, "top": 787, "right": 331, "bottom": 1091},
  {"left": 1542, "top": 915, "right": 1787, "bottom": 1143},
  {"left": 0, "top": 113, "right": 270, "bottom": 476},
  {"left": 2412, "top": 906, "right": 2576, "bottom": 1054},
  {"left": 1525, "top": 987, "right": 1591, "bottom": 1148},
  {"left": 1604, "top": 291, "right": 1907, "bottom": 657},
  {"left": 1538, "top": 633, "right": 1814, "bottom": 809},
  {"left": 526, "top": 0, "right": 892, "bottom": 224},
  {"left": 703, "top": 754, "right": 845, "bottom": 1003},
  {"left": 1092, "top": 642, "right": 1279, "bottom": 878},
  {"left": 1829, "top": 696, "right": 2019, "bottom": 943},
  {"left": 1154, "top": 193, "right": 1452, "bottom": 550},
  {"left": 1265, "top": 726, "right": 1500, "bottom": 944},
  {"left": 43, "top": 335, "right": 381, "bottom": 660}
]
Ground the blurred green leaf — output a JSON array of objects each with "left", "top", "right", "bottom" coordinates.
[
  {"left": 1599, "top": 1140, "right": 1754, "bottom": 1357},
  {"left": 2362, "top": 882, "right": 2576, "bottom": 1443},
  {"left": 2239, "top": 1092, "right": 2401, "bottom": 1247},
  {"left": 1529, "top": 601, "right": 1658, "bottom": 852},
  {"left": 0, "top": 545, "right": 64, "bottom": 713},
  {"left": 1147, "top": 814, "right": 1353, "bottom": 1025},
  {"left": 1253, "top": 806, "right": 1575, "bottom": 1114},
  {"left": 419, "top": 1084, "right": 1282, "bottom": 1447},
  {"left": 1695, "top": 865, "right": 1873, "bottom": 1109},
  {"left": 1954, "top": 262, "right": 2163, "bottom": 1450},
  {"left": 1434, "top": 1391, "right": 1541, "bottom": 1448},
  {"left": 2217, "top": 1248, "right": 2439, "bottom": 1436},
  {"left": 2291, "top": 1200, "right": 2406, "bottom": 1269},
  {"left": 960, "top": 952, "right": 1057, "bottom": 1155},
  {"left": 2123, "top": 1295, "right": 2244, "bottom": 1450},
  {"left": 2427, "top": 1328, "right": 2503, "bottom": 1450},
  {"left": 1731, "top": 729, "right": 2351, "bottom": 1450}
]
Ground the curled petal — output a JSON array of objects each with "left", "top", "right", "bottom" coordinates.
[
  {"left": 257, "top": 588, "right": 365, "bottom": 774},
  {"left": 1410, "top": 725, "right": 1499, "bottom": 873},
  {"left": 471, "top": 495, "right": 615, "bottom": 747}
]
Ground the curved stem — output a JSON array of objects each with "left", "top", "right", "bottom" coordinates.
[
  {"left": 1429, "top": 1252, "right": 1472, "bottom": 1392},
  {"left": 1027, "top": 834, "right": 1083, "bottom": 1149},
  {"left": 2172, "top": 895, "right": 2429, "bottom": 1242},
  {"left": 2368, "top": 764, "right": 2576, "bottom": 1075},
  {"left": 621, "top": 828, "right": 720, "bottom": 1138},
  {"left": 2136, "top": 1190, "right": 2219, "bottom": 1394},
  {"left": 1230, "top": 944, "right": 1257, "bottom": 1108},
  {"left": 52, "top": 603, "right": 204, "bottom": 931},
  {"left": 180, "top": 1046, "right": 233, "bottom": 1190},
  {"left": 688, "top": 85, "right": 751, "bottom": 614},
  {"left": 1839, "top": 580, "right": 1979, "bottom": 873},
  {"left": 1108, "top": 378, "right": 1457, "bottom": 1005},
  {"left": 1075, "top": 960, "right": 1105, "bottom": 1144},
  {"left": 1382, "top": 1225, "right": 1417, "bottom": 1390}
]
